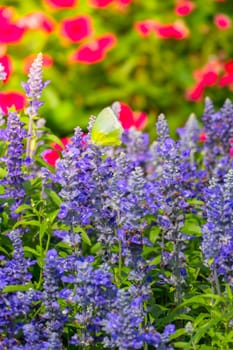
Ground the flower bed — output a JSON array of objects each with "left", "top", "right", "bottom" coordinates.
[{"left": 0, "top": 54, "right": 233, "bottom": 349}]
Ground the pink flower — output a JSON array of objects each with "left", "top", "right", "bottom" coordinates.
[
  {"left": 0, "top": 54, "right": 12, "bottom": 83},
  {"left": 0, "top": 7, "right": 25, "bottom": 44},
  {"left": 219, "top": 60, "right": 233, "bottom": 87},
  {"left": 60, "top": 15, "right": 93, "bottom": 43},
  {"left": 23, "top": 54, "right": 53, "bottom": 74},
  {"left": 175, "top": 1, "right": 195, "bottom": 16},
  {"left": 43, "top": 137, "right": 70, "bottom": 166},
  {"left": 119, "top": 102, "right": 148, "bottom": 130},
  {"left": 154, "top": 20, "right": 189, "bottom": 40},
  {"left": 134, "top": 20, "right": 157, "bottom": 37},
  {"left": 0, "top": 91, "right": 26, "bottom": 114},
  {"left": 69, "top": 33, "right": 117, "bottom": 64},
  {"left": 43, "top": 0, "right": 77, "bottom": 9},
  {"left": 186, "top": 82, "right": 205, "bottom": 101},
  {"left": 199, "top": 132, "right": 207, "bottom": 143},
  {"left": 187, "top": 60, "right": 221, "bottom": 101},
  {"left": 214, "top": 14, "right": 231, "bottom": 30},
  {"left": 18, "top": 12, "right": 55, "bottom": 33}
]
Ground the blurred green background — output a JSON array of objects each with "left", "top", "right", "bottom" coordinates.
[{"left": 1, "top": 0, "right": 233, "bottom": 138}]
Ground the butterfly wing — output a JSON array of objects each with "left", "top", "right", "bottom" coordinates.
[{"left": 91, "top": 107, "right": 123, "bottom": 146}]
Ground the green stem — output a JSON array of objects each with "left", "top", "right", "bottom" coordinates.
[
  {"left": 26, "top": 112, "right": 34, "bottom": 158},
  {"left": 213, "top": 267, "right": 222, "bottom": 296}
]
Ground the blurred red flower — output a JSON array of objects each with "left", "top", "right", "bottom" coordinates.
[
  {"left": 89, "top": 0, "right": 132, "bottom": 8},
  {"left": 135, "top": 19, "right": 189, "bottom": 40},
  {"left": 43, "top": 137, "right": 70, "bottom": 166},
  {"left": 0, "top": 91, "right": 26, "bottom": 114},
  {"left": 89, "top": 0, "right": 112, "bottom": 7},
  {"left": 186, "top": 82, "right": 205, "bottom": 102},
  {"left": 43, "top": 0, "right": 77, "bottom": 9},
  {"left": 60, "top": 15, "right": 93, "bottom": 43},
  {"left": 0, "top": 7, "right": 25, "bottom": 44},
  {"left": 219, "top": 60, "right": 233, "bottom": 87},
  {"left": 23, "top": 54, "right": 53, "bottom": 74},
  {"left": 134, "top": 20, "right": 157, "bottom": 37},
  {"left": 69, "top": 33, "right": 117, "bottom": 64},
  {"left": 18, "top": 12, "right": 55, "bottom": 33},
  {"left": 119, "top": 102, "right": 148, "bottom": 130},
  {"left": 175, "top": 1, "right": 195, "bottom": 16},
  {"left": 0, "top": 54, "right": 12, "bottom": 83},
  {"left": 199, "top": 131, "right": 207, "bottom": 143},
  {"left": 187, "top": 60, "right": 221, "bottom": 101},
  {"left": 154, "top": 20, "right": 189, "bottom": 40},
  {"left": 214, "top": 14, "right": 231, "bottom": 30}
]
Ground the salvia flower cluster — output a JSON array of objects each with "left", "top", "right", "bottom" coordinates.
[{"left": 0, "top": 54, "right": 233, "bottom": 349}]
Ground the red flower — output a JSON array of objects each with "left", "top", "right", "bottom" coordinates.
[
  {"left": 186, "top": 82, "right": 205, "bottom": 101},
  {"left": 18, "top": 12, "right": 55, "bottom": 33},
  {"left": 89, "top": 0, "right": 113, "bottom": 7},
  {"left": 214, "top": 14, "right": 231, "bottom": 30},
  {"left": 154, "top": 20, "right": 189, "bottom": 40},
  {"left": 0, "top": 54, "right": 12, "bottom": 83},
  {"left": 43, "top": 137, "right": 70, "bottom": 167},
  {"left": 199, "top": 132, "right": 207, "bottom": 143},
  {"left": 23, "top": 54, "right": 53, "bottom": 74},
  {"left": 69, "top": 33, "right": 117, "bottom": 64},
  {"left": 219, "top": 60, "right": 233, "bottom": 87},
  {"left": 43, "top": 0, "right": 77, "bottom": 9},
  {"left": 134, "top": 20, "right": 157, "bottom": 37},
  {"left": 175, "top": 1, "right": 195, "bottom": 16},
  {"left": 187, "top": 60, "right": 221, "bottom": 101},
  {"left": 0, "top": 7, "right": 25, "bottom": 44},
  {"left": 60, "top": 15, "right": 93, "bottom": 43},
  {"left": 119, "top": 102, "right": 148, "bottom": 130},
  {"left": 89, "top": 0, "right": 131, "bottom": 9},
  {"left": 0, "top": 91, "right": 26, "bottom": 114}
]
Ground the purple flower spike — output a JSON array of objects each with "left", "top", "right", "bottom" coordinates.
[{"left": 22, "top": 53, "right": 49, "bottom": 117}]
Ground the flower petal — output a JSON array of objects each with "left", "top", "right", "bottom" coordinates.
[
  {"left": 60, "top": 15, "right": 92, "bottom": 43},
  {"left": 0, "top": 91, "right": 26, "bottom": 114}
]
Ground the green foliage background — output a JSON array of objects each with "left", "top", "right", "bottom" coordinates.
[{"left": 1, "top": 0, "right": 233, "bottom": 137}]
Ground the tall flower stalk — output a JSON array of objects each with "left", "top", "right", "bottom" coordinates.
[{"left": 22, "top": 53, "right": 49, "bottom": 158}]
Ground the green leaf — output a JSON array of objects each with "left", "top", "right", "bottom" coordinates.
[
  {"left": 45, "top": 188, "right": 62, "bottom": 207},
  {"left": 80, "top": 230, "right": 91, "bottom": 246},
  {"left": 3, "top": 283, "right": 34, "bottom": 293},
  {"left": 24, "top": 246, "right": 41, "bottom": 256},
  {"left": 14, "top": 204, "right": 32, "bottom": 214}
]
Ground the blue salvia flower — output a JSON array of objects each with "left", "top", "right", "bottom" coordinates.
[
  {"left": 103, "top": 288, "right": 175, "bottom": 349},
  {"left": 102, "top": 288, "right": 145, "bottom": 350},
  {"left": 55, "top": 126, "right": 117, "bottom": 251},
  {"left": 22, "top": 53, "right": 49, "bottom": 157},
  {"left": 0, "top": 112, "right": 28, "bottom": 216},
  {"left": 177, "top": 114, "right": 200, "bottom": 154},
  {"left": 201, "top": 98, "right": 233, "bottom": 179},
  {"left": 60, "top": 256, "right": 116, "bottom": 347},
  {"left": 22, "top": 53, "right": 49, "bottom": 117},
  {"left": 121, "top": 128, "right": 151, "bottom": 166},
  {"left": 155, "top": 114, "right": 194, "bottom": 303},
  {"left": 202, "top": 170, "right": 233, "bottom": 288},
  {"left": 43, "top": 249, "right": 65, "bottom": 350},
  {"left": 0, "top": 229, "right": 38, "bottom": 348}
]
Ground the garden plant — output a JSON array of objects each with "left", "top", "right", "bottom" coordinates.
[{"left": 0, "top": 53, "right": 233, "bottom": 350}]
